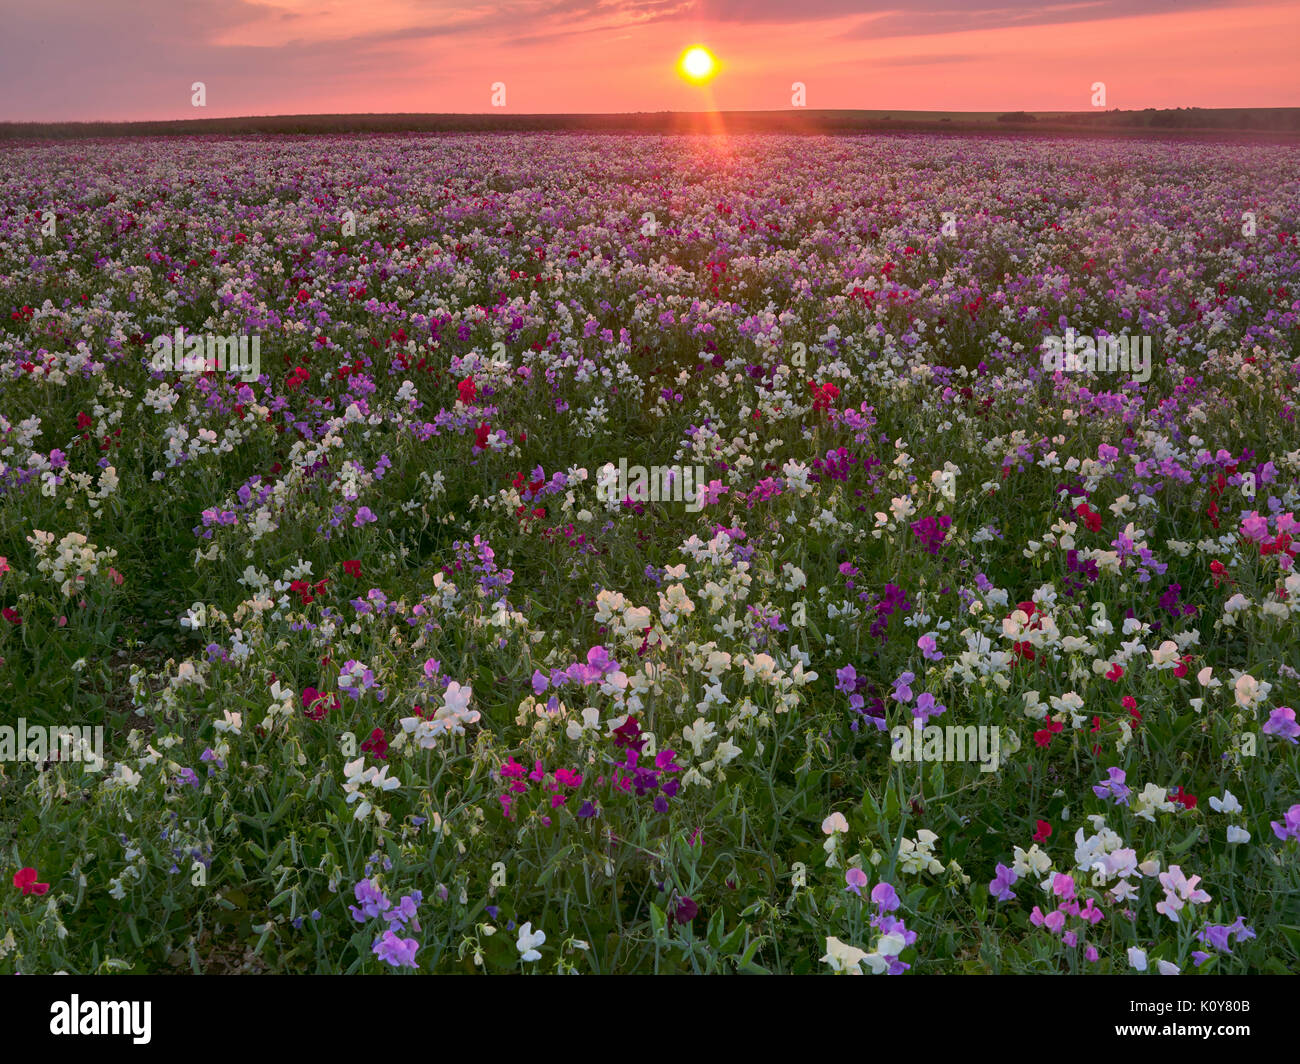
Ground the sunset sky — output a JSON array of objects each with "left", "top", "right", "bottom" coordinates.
[{"left": 1, "top": 0, "right": 1297, "bottom": 121}]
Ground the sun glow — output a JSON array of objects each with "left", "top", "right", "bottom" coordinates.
[{"left": 678, "top": 46, "right": 718, "bottom": 84}]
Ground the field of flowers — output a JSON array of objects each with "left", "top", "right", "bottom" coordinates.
[{"left": 1, "top": 132, "right": 1298, "bottom": 975}]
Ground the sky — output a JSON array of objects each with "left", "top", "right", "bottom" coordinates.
[{"left": 1, "top": 0, "right": 1297, "bottom": 121}]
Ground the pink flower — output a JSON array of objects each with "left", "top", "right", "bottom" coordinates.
[{"left": 1239, "top": 511, "right": 1270, "bottom": 542}]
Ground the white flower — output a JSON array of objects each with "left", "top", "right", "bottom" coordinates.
[
  {"left": 683, "top": 717, "right": 717, "bottom": 755},
  {"left": 213, "top": 710, "right": 242, "bottom": 735},
  {"left": 1133, "top": 783, "right": 1174, "bottom": 822},
  {"left": 1226, "top": 826, "right": 1251, "bottom": 844},
  {"left": 566, "top": 706, "right": 602, "bottom": 741},
  {"left": 443, "top": 681, "right": 473, "bottom": 716},
  {"left": 1127, "top": 947, "right": 1148, "bottom": 972},
  {"left": 820, "top": 936, "right": 868, "bottom": 974},
  {"left": 516, "top": 922, "right": 546, "bottom": 962},
  {"left": 1208, "top": 790, "right": 1242, "bottom": 815}
]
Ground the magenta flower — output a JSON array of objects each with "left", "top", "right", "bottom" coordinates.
[{"left": 917, "top": 634, "right": 944, "bottom": 662}]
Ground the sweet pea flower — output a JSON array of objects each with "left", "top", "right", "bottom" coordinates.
[{"left": 516, "top": 922, "right": 546, "bottom": 962}]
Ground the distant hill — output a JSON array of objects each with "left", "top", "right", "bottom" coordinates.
[{"left": 2, "top": 107, "right": 1298, "bottom": 141}]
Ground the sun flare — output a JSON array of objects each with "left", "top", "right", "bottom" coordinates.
[{"left": 678, "top": 46, "right": 718, "bottom": 84}]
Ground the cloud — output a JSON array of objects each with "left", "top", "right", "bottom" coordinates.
[
  {"left": 867, "top": 52, "right": 986, "bottom": 66},
  {"left": 689, "top": 0, "right": 1243, "bottom": 36}
]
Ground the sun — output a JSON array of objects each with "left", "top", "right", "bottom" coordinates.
[{"left": 678, "top": 46, "right": 718, "bottom": 84}]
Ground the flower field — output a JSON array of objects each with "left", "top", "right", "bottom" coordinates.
[{"left": 2, "top": 132, "right": 1299, "bottom": 975}]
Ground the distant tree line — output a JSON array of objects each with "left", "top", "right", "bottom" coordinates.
[{"left": 2, "top": 107, "right": 1297, "bottom": 140}]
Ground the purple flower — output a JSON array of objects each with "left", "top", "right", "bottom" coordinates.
[
  {"left": 912, "top": 691, "right": 946, "bottom": 723},
  {"left": 845, "top": 868, "right": 868, "bottom": 896},
  {"left": 871, "top": 882, "right": 900, "bottom": 912},
  {"left": 1263, "top": 706, "right": 1299, "bottom": 744},
  {"left": 349, "top": 878, "right": 391, "bottom": 922},
  {"left": 989, "top": 863, "right": 1019, "bottom": 901},
  {"left": 383, "top": 891, "right": 423, "bottom": 933},
  {"left": 586, "top": 645, "right": 618, "bottom": 675},
  {"left": 1092, "top": 766, "right": 1131, "bottom": 805},
  {"left": 372, "top": 930, "right": 420, "bottom": 969},
  {"left": 1271, "top": 803, "right": 1300, "bottom": 841},
  {"left": 835, "top": 664, "right": 858, "bottom": 694}
]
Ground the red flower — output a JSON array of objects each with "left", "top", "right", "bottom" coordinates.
[
  {"left": 1075, "top": 503, "right": 1102, "bottom": 532},
  {"left": 296, "top": 288, "right": 310, "bottom": 302},
  {"left": 1106, "top": 663, "right": 1124, "bottom": 681},
  {"left": 341, "top": 560, "right": 362, "bottom": 579},
  {"left": 302, "top": 686, "right": 339, "bottom": 721},
  {"left": 360, "top": 727, "right": 388, "bottom": 760},
  {"left": 1032, "top": 819, "right": 1052, "bottom": 842},
  {"left": 474, "top": 422, "right": 491, "bottom": 450},
  {"left": 1170, "top": 786, "right": 1197, "bottom": 810},
  {"left": 1033, "top": 720, "right": 1065, "bottom": 747},
  {"left": 1121, "top": 696, "right": 1137, "bottom": 710},
  {"left": 2, "top": 607, "right": 21, "bottom": 625},
  {"left": 1006, "top": 602, "right": 1045, "bottom": 665},
  {"left": 457, "top": 376, "right": 477, "bottom": 403},
  {"left": 13, "top": 867, "right": 49, "bottom": 895},
  {"left": 808, "top": 380, "right": 840, "bottom": 415}
]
